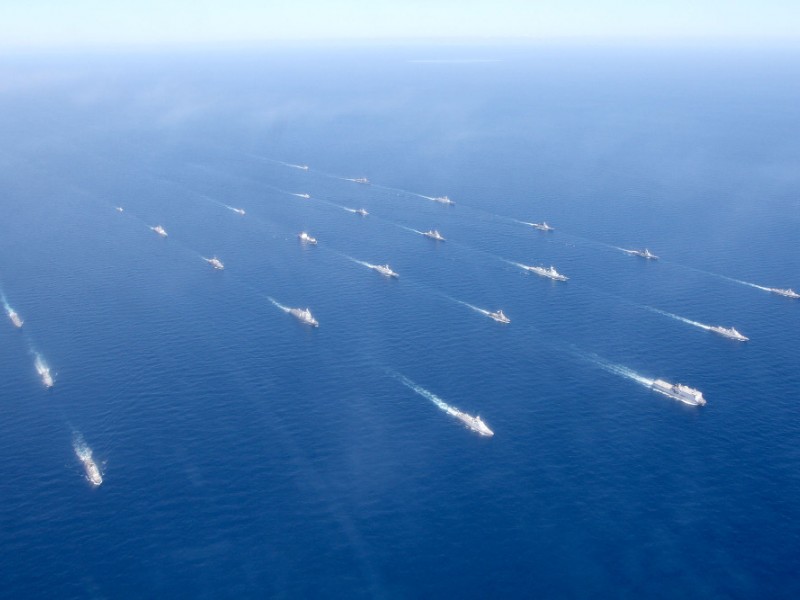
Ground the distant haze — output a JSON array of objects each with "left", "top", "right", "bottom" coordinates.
[{"left": 2, "top": 0, "right": 800, "bottom": 49}]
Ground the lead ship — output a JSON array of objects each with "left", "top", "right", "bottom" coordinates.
[
  {"left": 371, "top": 264, "right": 399, "bottom": 278},
  {"left": 422, "top": 229, "right": 445, "bottom": 241},
  {"left": 433, "top": 195, "right": 455, "bottom": 205},
  {"left": 488, "top": 309, "right": 510, "bottom": 323},
  {"left": 651, "top": 379, "right": 705, "bottom": 406},
  {"left": 708, "top": 325, "right": 748, "bottom": 341},
  {"left": 204, "top": 256, "right": 224, "bottom": 270},
  {"left": 624, "top": 248, "right": 658, "bottom": 260},
  {"left": 288, "top": 307, "right": 319, "bottom": 327},
  {"left": 530, "top": 222, "right": 554, "bottom": 231},
  {"left": 453, "top": 412, "right": 494, "bottom": 437},
  {"left": 231, "top": 207, "right": 246, "bottom": 215},
  {"left": 298, "top": 232, "right": 318, "bottom": 245},
  {"left": 151, "top": 225, "right": 168, "bottom": 237},
  {"left": 768, "top": 287, "right": 800, "bottom": 299},
  {"left": 350, "top": 208, "right": 368, "bottom": 216},
  {"left": 521, "top": 264, "right": 568, "bottom": 281},
  {"left": 350, "top": 177, "right": 369, "bottom": 184}
]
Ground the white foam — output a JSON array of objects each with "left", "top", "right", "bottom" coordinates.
[
  {"left": 267, "top": 297, "right": 291, "bottom": 313},
  {"left": 646, "top": 307, "right": 712, "bottom": 331},
  {"left": 588, "top": 355, "right": 654, "bottom": 388}
]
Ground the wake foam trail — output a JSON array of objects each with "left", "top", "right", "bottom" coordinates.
[
  {"left": 342, "top": 255, "right": 375, "bottom": 270},
  {"left": 72, "top": 431, "right": 91, "bottom": 461},
  {"left": 393, "top": 373, "right": 458, "bottom": 416},
  {"left": 397, "top": 225, "right": 423, "bottom": 235},
  {"left": 587, "top": 354, "right": 654, "bottom": 388},
  {"left": 445, "top": 296, "right": 490, "bottom": 316},
  {"left": 646, "top": 307, "right": 711, "bottom": 331},
  {"left": 267, "top": 297, "right": 291, "bottom": 313},
  {"left": 725, "top": 277, "right": 770, "bottom": 292}
]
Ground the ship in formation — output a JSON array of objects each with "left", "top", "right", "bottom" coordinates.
[
  {"left": 488, "top": 309, "right": 510, "bottom": 323},
  {"left": 768, "top": 287, "right": 799, "bottom": 299},
  {"left": 115, "top": 206, "right": 124, "bottom": 212},
  {"left": 453, "top": 411, "right": 494, "bottom": 437},
  {"left": 349, "top": 207, "right": 368, "bottom": 216},
  {"left": 151, "top": 225, "right": 168, "bottom": 237},
  {"left": 204, "top": 256, "right": 225, "bottom": 270},
  {"left": 6, "top": 308, "right": 23, "bottom": 328},
  {"left": 422, "top": 229, "right": 445, "bottom": 241},
  {"left": 651, "top": 379, "right": 705, "bottom": 406},
  {"left": 288, "top": 307, "right": 319, "bottom": 327},
  {"left": 521, "top": 264, "right": 568, "bottom": 281},
  {"left": 530, "top": 222, "right": 554, "bottom": 231},
  {"left": 370, "top": 264, "right": 399, "bottom": 278},
  {"left": 35, "top": 356, "right": 54, "bottom": 388},
  {"left": 433, "top": 196, "right": 455, "bottom": 205},
  {"left": 708, "top": 325, "right": 748, "bottom": 341},
  {"left": 231, "top": 207, "right": 246, "bottom": 215},
  {"left": 350, "top": 177, "right": 370, "bottom": 184},
  {"left": 295, "top": 193, "right": 311, "bottom": 199},
  {"left": 623, "top": 248, "right": 658, "bottom": 260},
  {"left": 298, "top": 232, "right": 318, "bottom": 245},
  {"left": 75, "top": 445, "right": 103, "bottom": 486}
]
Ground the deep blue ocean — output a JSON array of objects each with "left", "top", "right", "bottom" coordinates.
[{"left": 1, "top": 43, "right": 799, "bottom": 598}]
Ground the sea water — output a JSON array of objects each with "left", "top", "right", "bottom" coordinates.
[{"left": 0, "top": 43, "right": 798, "bottom": 598}]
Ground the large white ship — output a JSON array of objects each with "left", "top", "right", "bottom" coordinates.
[
  {"left": 422, "top": 229, "right": 445, "bottom": 241},
  {"left": 768, "top": 287, "right": 799, "bottom": 299},
  {"left": 288, "top": 307, "right": 319, "bottom": 327},
  {"left": 488, "top": 309, "right": 510, "bottom": 323},
  {"left": 371, "top": 264, "right": 399, "bottom": 278},
  {"left": 708, "top": 325, "right": 748, "bottom": 341},
  {"left": 295, "top": 193, "right": 311, "bottom": 199},
  {"left": 350, "top": 208, "right": 368, "bottom": 216},
  {"left": 624, "top": 248, "right": 658, "bottom": 260},
  {"left": 151, "top": 225, "right": 168, "bottom": 237},
  {"left": 530, "top": 222, "right": 554, "bottom": 231},
  {"left": 433, "top": 195, "right": 455, "bottom": 205},
  {"left": 651, "top": 379, "right": 705, "bottom": 406},
  {"left": 452, "top": 412, "right": 494, "bottom": 437},
  {"left": 7, "top": 308, "right": 23, "bottom": 328},
  {"left": 204, "top": 256, "right": 225, "bottom": 270},
  {"left": 298, "top": 232, "right": 318, "bottom": 245},
  {"left": 522, "top": 264, "right": 568, "bottom": 281},
  {"left": 231, "top": 207, "right": 246, "bottom": 215}
]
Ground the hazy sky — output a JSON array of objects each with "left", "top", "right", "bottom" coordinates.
[{"left": 3, "top": 0, "right": 799, "bottom": 48}]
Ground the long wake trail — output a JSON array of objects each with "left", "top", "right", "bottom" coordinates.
[
  {"left": 644, "top": 307, "right": 712, "bottom": 332},
  {"left": 267, "top": 297, "right": 291, "bottom": 313},
  {"left": 394, "top": 372, "right": 458, "bottom": 416},
  {"left": 584, "top": 353, "right": 654, "bottom": 388}
]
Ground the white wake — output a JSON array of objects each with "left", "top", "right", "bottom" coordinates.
[{"left": 587, "top": 354, "right": 654, "bottom": 388}]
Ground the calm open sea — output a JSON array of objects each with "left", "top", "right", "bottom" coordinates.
[{"left": 1, "top": 43, "right": 799, "bottom": 598}]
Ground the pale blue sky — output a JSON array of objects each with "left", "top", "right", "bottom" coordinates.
[{"left": 2, "top": 0, "right": 799, "bottom": 48}]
